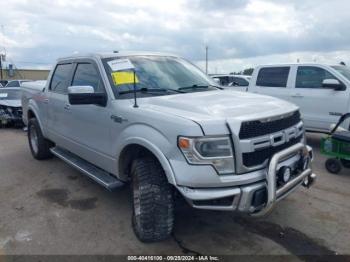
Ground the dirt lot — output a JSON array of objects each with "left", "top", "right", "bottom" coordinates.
[{"left": 0, "top": 128, "right": 349, "bottom": 258}]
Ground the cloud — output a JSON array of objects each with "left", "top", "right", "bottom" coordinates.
[
  {"left": 190, "top": 0, "right": 249, "bottom": 11},
  {"left": 0, "top": 0, "right": 349, "bottom": 72}
]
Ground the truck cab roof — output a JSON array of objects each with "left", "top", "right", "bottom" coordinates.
[
  {"left": 255, "top": 63, "right": 341, "bottom": 68},
  {"left": 57, "top": 51, "right": 179, "bottom": 62}
]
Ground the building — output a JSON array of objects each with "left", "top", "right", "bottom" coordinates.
[{"left": 0, "top": 68, "right": 50, "bottom": 81}]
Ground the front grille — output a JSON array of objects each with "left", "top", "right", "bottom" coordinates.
[
  {"left": 239, "top": 111, "right": 301, "bottom": 139},
  {"left": 12, "top": 108, "right": 22, "bottom": 118},
  {"left": 242, "top": 135, "right": 303, "bottom": 167}
]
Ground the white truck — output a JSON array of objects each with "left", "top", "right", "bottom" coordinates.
[
  {"left": 246, "top": 64, "right": 350, "bottom": 133},
  {"left": 22, "top": 52, "right": 315, "bottom": 242}
]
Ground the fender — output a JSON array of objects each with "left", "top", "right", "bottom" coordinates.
[
  {"left": 121, "top": 137, "right": 177, "bottom": 185},
  {"left": 27, "top": 103, "right": 47, "bottom": 137},
  {"left": 114, "top": 124, "right": 178, "bottom": 185}
]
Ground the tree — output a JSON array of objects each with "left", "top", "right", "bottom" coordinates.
[{"left": 242, "top": 68, "right": 254, "bottom": 75}]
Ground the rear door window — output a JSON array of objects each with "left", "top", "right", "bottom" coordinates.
[
  {"left": 256, "top": 67, "right": 290, "bottom": 87},
  {"left": 296, "top": 66, "right": 337, "bottom": 89},
  {"left": 50, "top": 63, "right": 73, "bottom": 94}
]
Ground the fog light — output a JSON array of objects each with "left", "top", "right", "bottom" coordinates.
[{"left": 278, "top": 166, "right": 291, "bottom": 183}]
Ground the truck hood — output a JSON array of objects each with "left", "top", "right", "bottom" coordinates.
[
  {"left": 0, "top": 100, "right": 21, "bottom": 108},
  {"left": 140, "top": 90, "right": 299, "bottom": 135}
]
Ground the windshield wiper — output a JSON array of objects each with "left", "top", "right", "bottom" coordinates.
[
  {"left": 178, "top": 84, "right": 221, "bottom": 91},
  {"left": 119, "top": 87, "right": 184, "bottom": 95}
]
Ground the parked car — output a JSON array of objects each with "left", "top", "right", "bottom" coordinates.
[
  {"left": 0, "top": 80, "right": 9, "bottom": 87},
  {"left": 247, "top": 64, "right": 350, "bottom": 133},
  {"left": 0, "top": 87, "right": 23, "bottom": 127},
  {"left": 22, "top": 52, "right": 315, "bottom": 242},
  {"left": 211, "top": 74, "right": 251, "bottom": 88},
  {"left": 5, "top": 79, "right": 32, "bottom": 88}
]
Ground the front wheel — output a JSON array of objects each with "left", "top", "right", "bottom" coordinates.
[
  {"left": 325, "top": 158, "right": 342, "bottom": 174},
  {"left": 28, "top": 118, "right": 53, "bottom": 160},
  {"left": 131, "top": 157, "right": 174, "bottom": 242}
]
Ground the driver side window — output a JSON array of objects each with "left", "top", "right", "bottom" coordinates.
[
  {"left": 296, "top": 66, "right": 337, "bottom": 89},
  {"left": 72, "top": 63, "right": 104, "bottom": 92}
]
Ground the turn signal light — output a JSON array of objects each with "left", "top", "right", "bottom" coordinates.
[{"left": 178, "top": 137, "right": 190, "bottom": 149}]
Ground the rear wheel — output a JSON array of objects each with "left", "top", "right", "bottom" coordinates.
[
  {"left": 131, "top": 157, "right": 174, "bottom": 242},
  {"left": 325, "top": 158, "right": 342, "bottom": 174},
  {"left": 28, "top": 118, "right": 53, "bottom": 160}
]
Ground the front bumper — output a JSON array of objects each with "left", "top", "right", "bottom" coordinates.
[
  {"left": 0, "top": 107, "right": 23, "bottom": 126},
  {"left": 176, "top": 143, "right": 316, "bottom": 215}
]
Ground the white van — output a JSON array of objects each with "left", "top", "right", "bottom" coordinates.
[{"left": 247, "top": 64, "right": 350, "bottom": 133}]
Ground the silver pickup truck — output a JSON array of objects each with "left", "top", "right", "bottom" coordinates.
[{"left": 22, "top": 52, "right": 316, "bottom": 242}]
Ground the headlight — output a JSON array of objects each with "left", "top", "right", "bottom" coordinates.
[{"left": 178, "top": 136, "right": 235, "bottom": 175}]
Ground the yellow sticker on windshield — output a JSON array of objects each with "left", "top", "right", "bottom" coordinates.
[{"left": 111, "top": 71, "right": 139, "bottom": 86}]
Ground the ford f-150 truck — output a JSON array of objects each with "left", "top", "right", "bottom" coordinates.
[{"left": 22, "top": 52, "right": 316, "bottom": 242}]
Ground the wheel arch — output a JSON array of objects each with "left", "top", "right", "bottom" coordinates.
[
  {"left": 27, "top": 108, "right": 36, "bottom": 120},
  {"left": 118, "top": 139, "right": 176, "bottom": 185},
  {"left": 26, "top": 104, "right": 47, "bottom": 136}
]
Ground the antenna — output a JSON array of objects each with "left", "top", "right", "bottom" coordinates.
[
  {"left": 0, "top": 55, "right": 2, "bottom": 80},
  {"left": 205, "top": 46, "right": 208, "bottom": 74},
  {"left": 133, "top": 69, "right": 138, "bottom": 108}
]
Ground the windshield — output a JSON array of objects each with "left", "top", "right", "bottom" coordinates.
[
  {"left": 0, "top": 90, "right": 21, "bottom": 100},
  {"left": 332, "top": 66, "right": 350, "bottom": 81},
  {"left": 102, "top": 56, "right": 219, "bottom": 98}
]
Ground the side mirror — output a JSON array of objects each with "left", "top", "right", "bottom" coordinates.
[
  {"left": 68, "top": 86, "right": 107, "bottom": 106},
  {"left": 322, "top": 79, "right": 346, "bottom": 91}
]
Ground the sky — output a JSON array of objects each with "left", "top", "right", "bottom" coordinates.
[{"left": 0, "top": 0, "right": 350, "bottom": 73}]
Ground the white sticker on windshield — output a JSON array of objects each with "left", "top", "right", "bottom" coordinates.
[
  {"left": 0, "top": 93, "right": 8, "bottom": 98},
  {"left": 107, "top": 59, "right": 135, "bottom": 71}
]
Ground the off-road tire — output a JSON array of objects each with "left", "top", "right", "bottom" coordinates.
[
  {"left": 28, "top": 118, "right": 53, "bottom": 160},
  {"left": 131, "top": 157, "right": 174, "bottom": 242},
  {"left": 325, "top": 158, "right": 342, "bottom": 174}
]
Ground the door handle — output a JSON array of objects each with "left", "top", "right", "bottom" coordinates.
[
  {"left": 64, "top": 104, "right": 70, "bottom": 110},
  {"left": 43, "top": 98, "right": 49, "bottom": 104},
  {"left": 111, "top": 115, "right": 128, "bottom": 123},
  {"left": 291, "top": 94, "right": 304, "bottom": 98}
]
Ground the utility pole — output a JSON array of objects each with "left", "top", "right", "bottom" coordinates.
[
  {"left": 0, "top": 24, "right": 5, "bottom": 80},
  {"left": 205, "top": 46, "right": 208, "bottom": 74},
  {"left": 0, "top": 56, "right": 2, "bottom": 80}
]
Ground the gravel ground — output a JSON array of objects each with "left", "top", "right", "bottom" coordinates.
[{"left": 0, "top": 128, "right": 349, "bottom": 259}]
